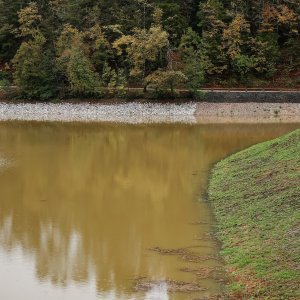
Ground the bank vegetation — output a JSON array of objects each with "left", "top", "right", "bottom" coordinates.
[{"left": 208, "top": 129, "right": 300, "bottom": 299}]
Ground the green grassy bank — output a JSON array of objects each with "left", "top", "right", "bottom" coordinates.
[{"left": 208, "top": 129, "right": 300, "bottom": 299}]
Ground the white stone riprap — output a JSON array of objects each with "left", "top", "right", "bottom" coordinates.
[{"left": 0, "top": 102, "right": 197, "bottom": 124}]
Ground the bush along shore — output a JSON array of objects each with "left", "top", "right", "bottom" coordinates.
[{"left": 208, "top": 129, "right": 300, "bottom": 299}]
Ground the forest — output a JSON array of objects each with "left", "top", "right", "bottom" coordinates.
[{"left": 0, "top": 0, "right": 299, "bottom": 100}]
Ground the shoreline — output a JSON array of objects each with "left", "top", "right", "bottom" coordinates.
[{"left": 0, "top": 102, "right": 300, "bottom": 124}]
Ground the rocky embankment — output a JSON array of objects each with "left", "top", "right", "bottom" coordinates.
[
  {"left": 0, "top": 101, "right": 299, "bottom": 123},
  {"left": 0, "top": 102, "right": 197, "bottom": 123}
]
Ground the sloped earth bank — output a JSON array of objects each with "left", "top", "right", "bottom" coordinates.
[{"left": 208, "top": 130, "right": 300, "bottom": 299}]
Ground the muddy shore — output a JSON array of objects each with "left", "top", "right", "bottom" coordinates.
[{"left": 0, "top": 102, "right": 299, "bottom": 123}]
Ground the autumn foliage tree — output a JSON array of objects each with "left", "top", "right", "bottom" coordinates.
[
  {"left": 113, "top": 8, "right": 169, "bottom": 80},
  {"left": 12, "top": 2, "right": 57, "bottom": 100},
  {"left": 0, "top": 0, "right": 298, "bottom": 99},
  {"left": 56, "top": 25, "right": 101, "bottom": 96}
]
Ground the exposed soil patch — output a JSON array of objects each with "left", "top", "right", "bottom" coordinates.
[
  {"left": 180, "top": 267, "right": 227, "bottom": 282},
  {"left": 149, "top": 247, "right": 221, "bottom": 263},
  {"left": 134, "top": 278, "right": 207, "bottom": 293}
]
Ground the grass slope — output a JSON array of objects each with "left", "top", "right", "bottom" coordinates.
[{"left": 208, "top": 129, "right": 300, "bottom": 299}]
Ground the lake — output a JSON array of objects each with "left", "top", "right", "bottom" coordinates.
[{"left": 0, "top": 122, "right": 299, "bottom": 299}]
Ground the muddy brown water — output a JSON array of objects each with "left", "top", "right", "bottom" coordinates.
[{"left": 0, "top": 122, "right": 299, "bottom": 300}]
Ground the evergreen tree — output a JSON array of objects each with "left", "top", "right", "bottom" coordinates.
[{"left": 0, "top": 0, "right": 27, "bottom": 62}]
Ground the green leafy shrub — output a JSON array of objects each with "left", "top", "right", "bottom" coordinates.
[
  {"left": 144, "top": 69, "right": 187, "bottom": 95},
  {"left": 12, "top": 32, "right": 57, "bottom": 100}
]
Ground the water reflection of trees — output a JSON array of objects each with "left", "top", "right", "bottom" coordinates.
[{"left": 0, "top": 122, "right": 298, "bottom": 297}]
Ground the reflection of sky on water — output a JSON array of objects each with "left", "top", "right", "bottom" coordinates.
[
  {"left": 0, "top": 243, "right": 169, "bottom": 300},
  {"left": 0, "top": 246, "right": 97, "bottom": 300},
  {"left": 145, "top": 282, "right": 168, "bottom": 300}
]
